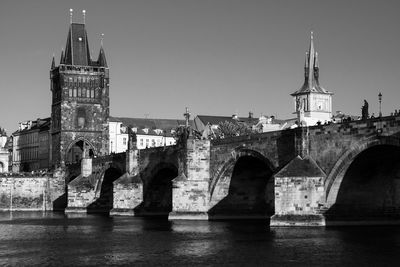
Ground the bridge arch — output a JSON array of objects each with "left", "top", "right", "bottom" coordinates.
[
  {"left": 325, "top": 136, "right": 400, "bottom": 219},
  {"left": 209, "top": 148, "right": 276, "bottom": 219},
  {"left": 88, "top": 166, "right": 123, "bottom": 213},
  {"left": 142, "top": 162, "right": 179, "bottom": 216}
]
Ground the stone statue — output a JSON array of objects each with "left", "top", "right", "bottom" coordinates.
[
  {"left": 127, "top": 126, "right": 137, "bottom": 150},
  {"left": 362, "top": 100, "right": 369, "bottom": 120}
]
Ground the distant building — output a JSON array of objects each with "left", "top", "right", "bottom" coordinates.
[
  {"left": 0, "top": 128, "right": 9, "bottom": 173},
  {"left": 193, "top": 113, "right": 258, "bottom": 134},
  {"left": 12, "top": 118, "right": 51, "bottom": 172},
  {"left": 193, "top": 113, "right": 294, "bottom": 136},
  {"left": 109, "top": 117, "right": 187, "bottom": 152},
  {"left": 291, "top": 32, "right": 333, "bottom": 126}
]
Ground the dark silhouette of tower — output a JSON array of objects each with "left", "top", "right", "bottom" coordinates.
[{"left": 50, "top": 10, "right": 109, "bottom": 168}]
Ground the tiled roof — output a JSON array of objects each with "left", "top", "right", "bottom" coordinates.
[
  {"left": 63, "top": 23, "right": 91, "bottom": 66},
  {"left": 110, "top": 116, "right": 193, "bottom": 131},
  {"left": 196, "top": 115, "right": 258, "bottom": 126},
  {"left": 275, "top": 155, "right": 326, "bottom": 177}
]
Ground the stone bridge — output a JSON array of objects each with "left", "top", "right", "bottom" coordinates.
[{"left": 65, "top": 115, "right": 400, "bottom": 225}]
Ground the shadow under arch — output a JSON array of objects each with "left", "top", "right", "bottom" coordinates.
[
  {"left": 209, "top": 148, "right": 276, "bottom": 220},
  {"left": 137, "top": 162, "right": 179, "bottom": 218},
  {"left": 87, "top": 167, "right": 123, "bottom": 214},
  {"left": 325, "top": 136, "right": 400, "bottom": 223},
  {"left": 65, "top": 138, "right": 97, "bottom": 165}
]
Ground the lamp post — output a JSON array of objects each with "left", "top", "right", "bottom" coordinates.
[{"left": 378, "top": 92, "right": 382, "bottom": 117}]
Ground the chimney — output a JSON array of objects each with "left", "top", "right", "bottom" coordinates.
[{"left": 248, "top": 112, "right": 253, "bottom": 119}]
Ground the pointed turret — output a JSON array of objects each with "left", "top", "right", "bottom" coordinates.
[
  {"left": 292, "top": 31, "right": 331, "bottom": 95},
  {"left": 60, "top": 49, "right": 64, "bottom": 64},
  {"left": 97, "top": 46, "right": 108, "bottom": 67},
  {"left": 51, "top": 54, "right": 55, "bottom": 69},
  {"left": 96, "top": 34, "right": 108, "bottom": 67}
]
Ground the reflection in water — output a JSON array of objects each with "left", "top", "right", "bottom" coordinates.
[{"left": 0, "top": 212, "right": 400, "bottom": 266}]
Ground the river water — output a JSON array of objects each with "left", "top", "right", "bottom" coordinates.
[{"left": 0, "top": 212, "right": 399, "bottom": 266}]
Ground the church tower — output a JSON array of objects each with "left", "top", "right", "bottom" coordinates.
[
  {"left": 291, "top": 32, "right": 333, "bottom": 126},
  {"left": 50, "top": 10, "right": 109, "bottom": 168}
]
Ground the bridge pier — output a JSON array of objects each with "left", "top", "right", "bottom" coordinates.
[
  {"left": 110, "top": 149, "right": 143, "bottom": 216},
  {"left": 270, "top": 156, "right": 327, "bottom": 226},
  {"left": 65, "top": 158, "right": 95, "bottom": 214},
  {"left": 169, "top": 139, "right": 211, "bottom": 220}
]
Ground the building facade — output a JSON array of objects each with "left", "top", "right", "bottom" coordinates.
[
  {"left": 11, "top": 118, "right": 51, "bottom": 172},
  {"left": 109, "top": 117, "right": 180, "bottom": 152},
  {"left": 0, "top": 129, "right": 9, "bottom": 173},
  {"left": 291, "top": 32, "right": 333, "bottom": 126},
  {"left": 50, "top": 18, "right": 109, "bottom": 167}
]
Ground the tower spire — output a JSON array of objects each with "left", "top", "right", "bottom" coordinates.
[
  {"left": 60, "top": 48, "right": 64, "bottom": 64},
  {"left": 69, "top": 8, "right": 73, "bottom": 24},
  {"left": 100, "top": 33, "right": 104, "bottom": 47},
  {"left": 308, "top": 31, "right": 315, "bottom": 89},
  {"left": 51, "top": 54, "right": 55, "bottom": 69},
  {"left": 83, "top": 10, "right": 86, "bottom": 24}
]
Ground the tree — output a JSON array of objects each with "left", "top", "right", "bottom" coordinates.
[{"left": 217, "top": 121, "right": 252, "bottom": 138}]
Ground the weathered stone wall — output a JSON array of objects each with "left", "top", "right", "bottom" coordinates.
[
  {"left": 275, "top": 177, "right": 325, "bottom": 215},
  {"left": 0, "top": 175, "right": 65, "bottom": 211},
  {"left": 170, "top": 140, "right": 211, "bottom": 219}
]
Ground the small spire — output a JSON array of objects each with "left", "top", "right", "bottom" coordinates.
[
  {"left": 82, "top": 10, "right": 86, "bottom": 24},
  {"left": 304, "top": 51, "right": 309, "bottom": 68},
  {"left": 314, "top": 52, "right": 319, "bottom": 68},
  {"left": 184, "top": 107, "right": 191, "bottom": 128},
  {"left": 100, "top": 33, "right": 104, "bottom": 47},
  {"left": 60, "top": 48, "right": 64, "bottom": 64},
  {"left": 51, "top": 54, "right": 55, "bottom": 69},
  {"left": 69, "top": 8, "right": 73, "bottom": 24},
  {"left": 308, "top": 31, "right": 315, "bottom": 87}
]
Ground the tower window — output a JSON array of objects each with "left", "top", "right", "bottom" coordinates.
[
  {"left": 69, "top": 89, "right": 72, "bottom": 97},
  {"left": 77, "top": 108, "right": 86, "bottom": 129}
]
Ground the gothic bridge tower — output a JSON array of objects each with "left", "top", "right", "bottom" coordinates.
[
  {"left": 50, "top": 10, "right": 109, "bottom": 168},
  {"left": 291, "top": 32, "right": 333, "bottom": 126}
]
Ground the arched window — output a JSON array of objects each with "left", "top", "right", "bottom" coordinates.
[{"left": 77, "top": 108, "right": 86, "bottom": 128}]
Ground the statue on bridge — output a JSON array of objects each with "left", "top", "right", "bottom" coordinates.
[
  {"left": 362, "top": 100, "right": 369, "bottom": 120},
  {"left": 127, "top": 126, "right": 137, "bottom": 151}
]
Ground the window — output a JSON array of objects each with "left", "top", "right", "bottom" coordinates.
[
  {"left": 151, "top": 139, "right": 156, "bottom": 147},
  {"left": 123, "top": 138, "right": 127, "bottom": 145},
  {"left": 69, "top": 89, "right": 73, "bottom": 97},
  {"left": 73, "top": 89, "right": 77, "bottom": 97},
  {"left": 77, "top": 108, "right": 86, "bottom": 128},
  {"left": 90, "top": 89, "right": 94, "bottom": 98},
  {"left": 86, "top": 89, "right": 90, "bottom": 98},
  {"left": 78, "top": 88, "right": 82, "bottom": 97},
  {"left": 140, "top": 139, "right": 143, "bottom": 147},
  {"left": 146, "top": 139, "right": 149, "bottom": 148}
]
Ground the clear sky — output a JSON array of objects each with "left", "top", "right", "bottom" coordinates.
[{"left": 1, "top": 0, "right": 399, "bottom": 133}]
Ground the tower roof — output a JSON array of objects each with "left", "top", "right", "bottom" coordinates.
[
  {"left": 62, "top": 23, "right": 92, "bottom": 66},
  {"left": 291, "top": 32, "right": 332, "bottom": 96}
]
